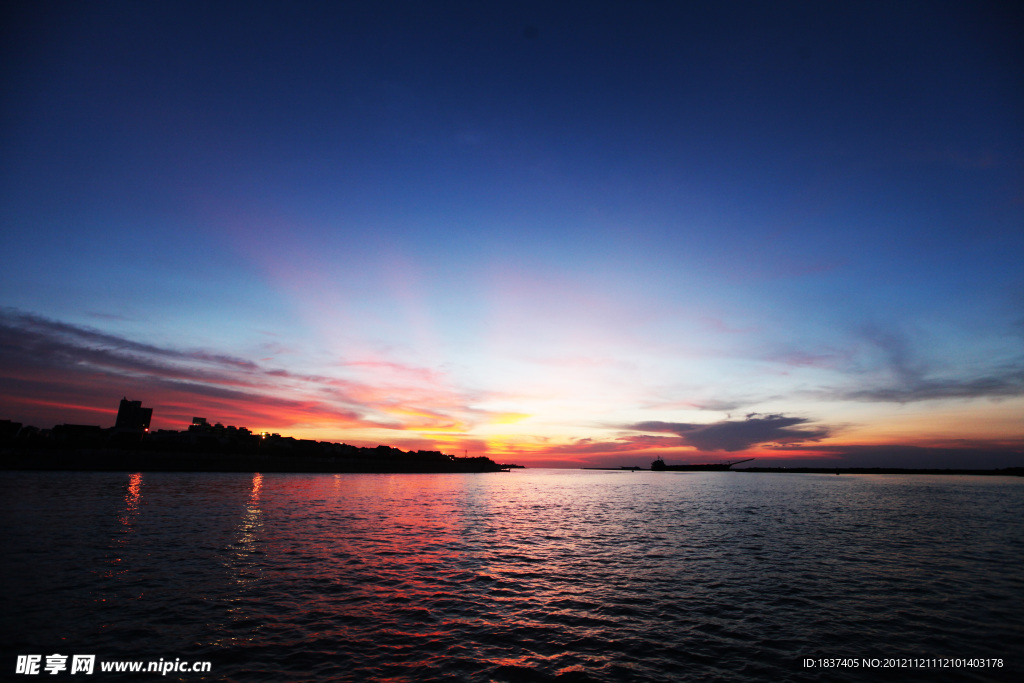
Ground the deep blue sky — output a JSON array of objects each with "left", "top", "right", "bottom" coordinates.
[{"left": 2, "top": 1, "right": 1022, "bottom": 466}]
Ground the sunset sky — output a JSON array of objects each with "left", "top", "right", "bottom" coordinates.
[{"left": 2, "top": 1, "right": 1022, "bottom": 467}]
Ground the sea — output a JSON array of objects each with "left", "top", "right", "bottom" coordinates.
[{"left": 1, "top": 469, "right": 1021, "bottom": 682}]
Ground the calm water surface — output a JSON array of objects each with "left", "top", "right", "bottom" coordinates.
[{"left": 1, "top": 469, "right": 1021, "bottom": 682}]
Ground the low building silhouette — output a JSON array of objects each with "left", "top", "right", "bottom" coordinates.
[{"left": 52, "top": 424, "right": 106, "bottom": 447}]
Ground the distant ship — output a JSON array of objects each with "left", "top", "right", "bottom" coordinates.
[{"left": 651, "top": 457, "right": 754, "bottom": 471}]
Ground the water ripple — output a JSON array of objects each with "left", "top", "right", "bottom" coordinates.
[{"left": 1, "top": 470, "right": 1022, "bottom": 681}]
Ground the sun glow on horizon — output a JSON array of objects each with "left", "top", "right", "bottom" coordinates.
[{"left": 1, "top": 3, "right": 1021, "bottom": 470}]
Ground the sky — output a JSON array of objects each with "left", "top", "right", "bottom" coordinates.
[{"left": 1, "top": 1, "right": 1022, "bottom": 468}]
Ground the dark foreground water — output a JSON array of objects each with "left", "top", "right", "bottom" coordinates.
[{"left": 1, "top": 469, "right": 1021, "bottom": 682}]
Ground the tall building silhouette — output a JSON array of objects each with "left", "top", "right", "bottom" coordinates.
[{"left": 115, "top": 397, "right": 152, "bottom": 433}]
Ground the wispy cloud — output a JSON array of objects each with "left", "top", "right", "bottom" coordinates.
[
  {"left": 840, "top": 369, "right": 1024, "bottom": 403},
  {"left": 640, "top": 397, "right": 750, "bottom": 413},
  {"left": 542, "top": 434, "right": 685, "bottom": 456},
  {"left": 831, "top": 324, "right": 1024, "bottom": 403},
  {"left": 0, "top": 308, "right": 476, "bottom": 436}
]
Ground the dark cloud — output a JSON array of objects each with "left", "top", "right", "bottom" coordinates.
[{"left": 625, "top": 413, "right": 830, "bottom": 452}]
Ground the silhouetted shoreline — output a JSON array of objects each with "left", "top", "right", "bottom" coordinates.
[
  {"left": 585, "top": 466, "right": 1023, "bottom": 476},
  {"left": 0, "top": 448, "right": 512, "bottom": 474},
  {"left": 737, "top": 466, "right": 1024, "bottom": 476},
  {"left": 1, "top": 400, "right": 515, "bottom": 473}
]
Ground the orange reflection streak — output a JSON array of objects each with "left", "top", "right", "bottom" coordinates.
[
  {"left": 229, "top": 472, "right": 265, "bottom": 587},
  {"left": 251, "top": 471, "right": 263, "bottom": 501},
  {"left": 121, "top": 472, "right": 143, "bottom": 527},
  {"left": 105, "top": 472, "right": 144, "bottom": 580}
]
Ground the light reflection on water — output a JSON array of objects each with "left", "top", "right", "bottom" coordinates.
[
  {"left": 0, "top": 469, "right": 1021, "bottom": 682},
  {"left": 105, "top": 472, "right": 144, "bottom": 580},
  {"left": 229, "top": 472, "right": 264, "bottom": 588}
]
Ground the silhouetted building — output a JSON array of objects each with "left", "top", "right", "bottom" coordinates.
[
  {"left": 52, "top": 424, "right": 106, "bottom": 447},
  {"left": 0, "top": 419, "right": 23, "bottom": 443},
  {"left": 115, "top": 397, "right": 152, "bottom": 433}
]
